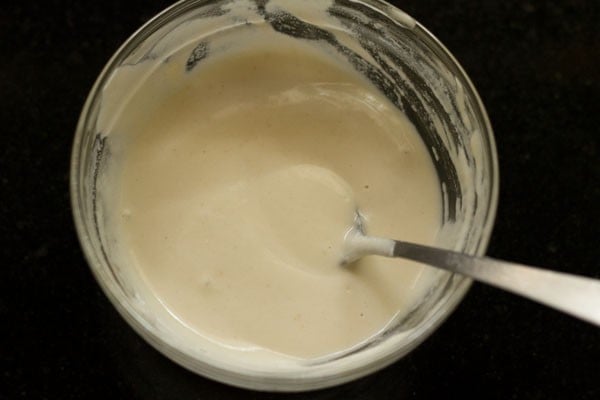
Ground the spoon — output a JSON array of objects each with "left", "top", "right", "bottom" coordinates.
[{"left": 342, "top": 212, "right": 600, "bottom": 326}]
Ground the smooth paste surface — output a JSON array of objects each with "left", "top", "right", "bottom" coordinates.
[{"left": 111, "top": 28, "right": 442, "bottom": 359}]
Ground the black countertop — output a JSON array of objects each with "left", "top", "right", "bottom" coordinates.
[{"left": 1, "top": 0, "right": 598, "bottom": 399}]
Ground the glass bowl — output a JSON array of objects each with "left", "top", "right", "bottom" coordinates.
[{"left": 71, "top": 0, "right": 498, "bottom": 391}]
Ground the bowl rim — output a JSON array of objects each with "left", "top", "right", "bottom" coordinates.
[{"left": 70, "top": 0, "right": 499, "bottom": 391}]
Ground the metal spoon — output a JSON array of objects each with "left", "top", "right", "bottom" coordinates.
[{"left": 342, "top": 212, "right": 600, "bottom": 326}]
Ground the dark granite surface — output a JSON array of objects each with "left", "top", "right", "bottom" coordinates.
[{"left": 1, "top": 0, "right": 598, "bottom": 398}]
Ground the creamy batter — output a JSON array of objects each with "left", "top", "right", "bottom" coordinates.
[{"left": 109, "top": 27, "right": 442, "bottom": 359}]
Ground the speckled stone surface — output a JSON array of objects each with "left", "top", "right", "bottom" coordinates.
[{"left": 1, "top": 1, "right": 598, "bottom": 399}]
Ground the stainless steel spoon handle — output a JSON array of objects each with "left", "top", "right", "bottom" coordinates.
[{"left": 393, "top": 240, "right": 600, "bottom": 326}]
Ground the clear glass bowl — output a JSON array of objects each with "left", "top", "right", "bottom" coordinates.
[{"left": 71, "top": 0, "right": 498, "bottom": 391}]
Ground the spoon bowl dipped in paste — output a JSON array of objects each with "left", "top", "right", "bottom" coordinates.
[
  {"left": 71, "top": 0, "right": 499, "bottom": 391},
  {"left": 343, "top": 211, "right": 600, "bottom": 327}
]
